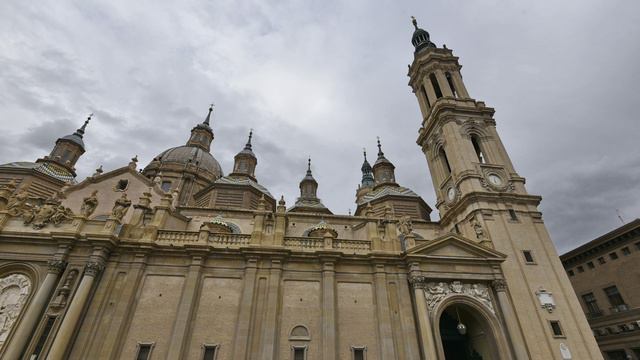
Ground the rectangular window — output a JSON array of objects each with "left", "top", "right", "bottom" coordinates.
[
  {"left": 587, "top": 261, "right": 595, "bottom": 269},
  {"left": 604, "top": 286, "right": 626, "bottom": 308},
  {"left": 508, "top": 209, "right": 518, "bottom": 221},
  {"left": 610, "top": 252, "right": 619, "bottom": 260},
  {"left": 353, "top": 348, "right": 366, "bottom": 360},
  {"left": 598, "top": 257, "right": 606, "bottom": 264},
  {"left": 136, "top": 344, "right": 153, "bottom": 360},
  {"left": 550, "top": 320, "right": 564, "bottom": 337},
  {"left": 582, "top": 292, "right": 601, "bottom": 316},
  {"left": 293, "top": 347, "right": 306, "bottom": 360},
  {"left": 577, "top": 265, "right": 584, "bottom": 273},
  {"left": 567, "top": 270, "right": 574, "bottom": 276},
  {"left": 522, "top": 250, "right": 535, "bottom": 263},
  {"left": 203, "top": 345, "right": 217, "bottom": 360},
  {"left": 621, "top": 247, "right": 631, "bottom": 255}
]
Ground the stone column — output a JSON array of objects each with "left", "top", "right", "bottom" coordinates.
[
  {"left": 374, "top": 264, "right": 397, "bottom": 359},
  {"left": 422, "top": 77, "right": 438, "bottom": 105},
  {"left": 46, "top": 259, "right": 105, "bottom": 360},
  {"left": 2, "top": 260, "right": 66, "bottom": 360},
  {"left": 260, "top": 259, "right": 282, "bottom": 359},
  {"left": 166, "top": 254, "right": 204, "bottom": 359},
  {"left": 232, "top": 257, "right": 259, "bottom": 359},
  {"left": 435, "top": 70, "right": 454, "bottom": 97},
  {"left": 451, "top": 71, "right": 470, "bottom": 98},
  {"left": 321, "top": 260, "right": 337, "bottom": 360},
  {"left": 409, "top": 276, "right": 438, "bottom": 360},
  {"left": 492, "top": 280, "right": 530, "bottom": 360}
]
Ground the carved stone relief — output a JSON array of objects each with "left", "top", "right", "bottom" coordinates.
[
  {"left": 0, "top": 274, "right": 31, "bottom": 349},
  {"left": 22, "top": 197, "right": 74, "bottom": 229},
  {"left": 422, "top": 280, "right": 494, "bottom": 314}
]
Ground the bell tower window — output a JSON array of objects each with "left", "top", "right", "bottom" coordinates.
[
  {"left": 445, "top": 72, "right": 457, "bottom": 97},
  {"left": 439, "top": 148, "right": 451, "bottom": 176},
  {"left": 471, "top": 136, "right": 485, "bottom": 163},
  {"left": 421, "top": 85, "right": 431, "bottom": 109},
  {"left": 429, "top": 73, "right": 443, "bottom": 99}
]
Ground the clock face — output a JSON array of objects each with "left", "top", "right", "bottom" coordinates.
[
  {"left": 488, "top": 174, "right": 502, "bottom": 186},
  {"left": 447, "top": 187, "right": 456, "bottom": 201}
]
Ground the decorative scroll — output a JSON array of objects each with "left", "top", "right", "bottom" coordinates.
[{"left": 422, "top": 280, "right": 494, "bottom": 314}]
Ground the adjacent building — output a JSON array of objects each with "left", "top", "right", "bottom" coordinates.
[
  {"left": 0, "top": 17, "right": 602, "bottom": 360},
  {"left": 561, "top": 219, "right": 640, "bottom": 360}
]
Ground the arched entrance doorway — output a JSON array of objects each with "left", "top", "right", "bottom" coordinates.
[{"left": 438, "top": 304, "right": 499, "bottom": 360}]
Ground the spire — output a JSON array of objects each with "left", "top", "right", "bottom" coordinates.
[
  {"left": 376, "top": 137, "right": 384, "bottom": 158},
  {"left": 361, "top": 148, "right": 374, "bottom": 187},
  {"left": 74, "top": 113, "right": 92, "bottom": 137},
  {"left": 204, "top": 103, "right": 214, "bottom": 125},
  {"left": 411, "top": 16, "right": 418, "bottom": 30},
  {"left": 231, "top": 128, "right": 257, "bottom": 179},
  {"left": 186, "top": 104, "right": 215, "bottom": 151},
  {"left": 306, "top": 157, "right": 312, "bottom": 176},
  {"left": 244, "top": 129, "right": 253, "bottom": 150}
]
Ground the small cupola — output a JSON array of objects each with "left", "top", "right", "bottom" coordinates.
[
  {"left": 186, "top": 104, "right": 215, "bottom": 151},
  {"left": 410, "top": 16, "right": 436, "bottom": 53},
  {"left": 44, "top": 114, "right": 92, "bottom": 173},
  {"left": 230, "top": 129, "right": 258, "bottom": 180},
  {"left": 360, "top": 149, "right": 374, "bottom": 188},
  {"left": 372, "top": 138, "right": 398, "bottom": 188},
  {"left": 300, "top": 158, "right": 319, "bottom": 199}
]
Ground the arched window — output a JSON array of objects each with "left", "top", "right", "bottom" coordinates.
[
  {"left": 439, "top": 148, "right": 452, "bottom": 176},
  {"left": 471, "top": 136, "right": 485, "bottom": 163},
  {"left": 429, "top": 73, "right": 443, "bottom": 99},
  {"left": 445, "top": 72, "right": 457, "bottom": 97},
  {"left": 421, "top": 85, "right": 431, "bottom": 109}
]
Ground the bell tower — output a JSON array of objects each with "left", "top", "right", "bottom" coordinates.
[{"left": 407, "top": 17, "right": 602, "bottom": 359}]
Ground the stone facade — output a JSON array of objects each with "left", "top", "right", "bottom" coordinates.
[
  {"left": 0, "top": 17, "right": 602, "bottom": 360},
  {"left": 561, "top": 219, "right": 640, "bottom": 360}
]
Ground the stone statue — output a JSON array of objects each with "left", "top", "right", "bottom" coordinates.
[
  {"left": 111, "top": 193, "right": 132, "bottom": 220},
  {"left": 471, "top": 216, "right": 485, "bottom": 241},
  {"left": 398, "top": 215, "right": 413, "bottom": 236},
  {"left": 80, "top": 190, "right": 99, "bottom": 218},
  {"left": 50, "top": 205, "right": 74, "bottom": 225},
  {"left": 6, "top": 189, "right": 29, "bottom": 217}
]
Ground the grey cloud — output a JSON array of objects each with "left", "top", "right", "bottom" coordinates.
[{"left": 0, "top": 0, "right": 639, "bottom": 251}]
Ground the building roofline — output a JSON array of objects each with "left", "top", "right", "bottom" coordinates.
[{"left": 560, "top": 218, "right": 640, "bottom": 265}]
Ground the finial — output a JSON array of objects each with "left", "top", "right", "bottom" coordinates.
[
  {"left": 279, "top": 195, "right": 286, "bottom": 206},
  {"left": 75, "top": 113, "right": 93, "bottom": 136},
  {"left": 307, "top": 157, "right": 312, "bottom": 174},
  {"left": 377, "top": 136, "right": 384, "bottom": 156},
  {"left": 204, "top": 103, "right": 214, "bottom": 125},
  {"left": 244, "top": 128, "right": 253, "bottom": 150},
  {"left": 411, "top": 16, "right": 418, "bottom": 30},
  {"left": 363, "top": 147, "right": 367, "bottom": 161}
]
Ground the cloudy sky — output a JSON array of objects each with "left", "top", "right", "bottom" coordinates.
[{"left": 1, "top": 0, "right": 638, "bottom": 253}]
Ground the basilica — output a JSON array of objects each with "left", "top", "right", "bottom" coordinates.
[{"left": 0, "top": 18, "right": 601, "bottom": 360}]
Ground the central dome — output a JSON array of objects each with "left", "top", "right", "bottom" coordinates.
[{"left": 145, "top": 145, "right": 223, "bottom": 180}]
